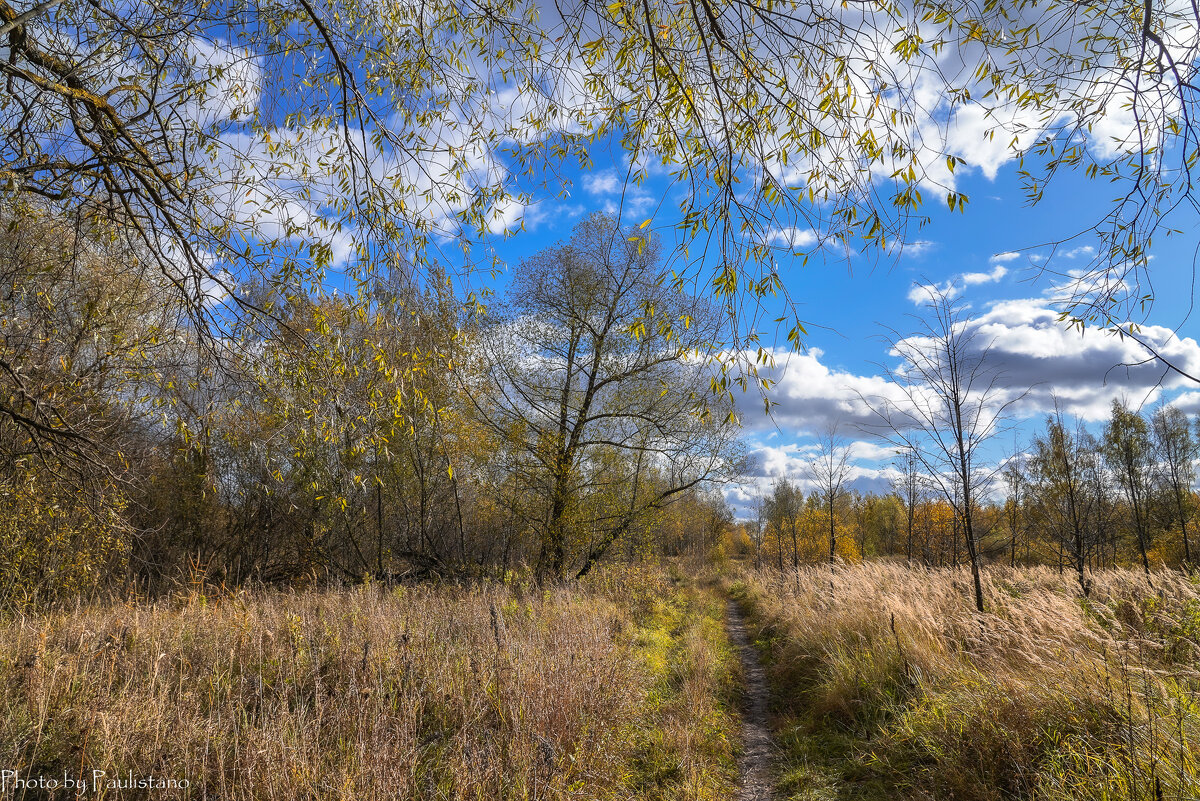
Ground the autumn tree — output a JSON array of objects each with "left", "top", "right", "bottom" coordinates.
[
  {"left": 3, "top": 0, "right": 1198, "bottom": 467},
  {"left": 807, "top": 427, "right": 851, "bottom": 564},
  {"left": 0, "top": 201, "right": 179, "bottom": 604},
  {"left": 1028, "top": 410, "right": 1101, "bottom": 596},
  {"left": 763, "top": 478, "right": 803, "bottom": 571},
  {"left": 1000, "top": 454, "right": 1026, "bottom": 568},
  {"left": 891, "top": 446, "right": 926, "bottom": 563},
  {"left": 473, "top": 213, "right": 741, "bottom": 579}
]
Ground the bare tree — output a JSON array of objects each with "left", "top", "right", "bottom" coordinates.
[
  {"left": 806, "top": 426, "right": 851, "bottom": 564},
  {"left": 891, "top": 445, "right": 925, "bottom": 563},
  {"left": 862, "top": 285, "right": 1025, "bottom": 612},
  {"left": 1000, "top": 452, "right": 1027, "bottom": 569}
]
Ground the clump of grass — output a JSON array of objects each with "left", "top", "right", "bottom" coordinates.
[
  {"left": 732, "top": 563, "right": 1200, "bottom": 801},
  {"left": 0, "top": 564, "right": 738, "bottom": 800}
]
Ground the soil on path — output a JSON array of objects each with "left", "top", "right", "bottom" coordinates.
[{"left": 727, "top": 599, "right": 776, "bottom": 801}]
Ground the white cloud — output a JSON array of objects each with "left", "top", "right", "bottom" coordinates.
[
  {"left": 908, "top": 262, "right": 1009, "bottom": 305},
  {"left": 899, "top": 240, "right": 936, "bottom": 258},
  {"left": 943, "top": 298, "right": 1200, "bottom": 420},
  {"left": 907, "top": 280, "right": 961, "bottom": 304},
  {"left": 766, "top": 227, "right": 819, "bottom": 249},
  {"left": 583, "top": 170, "right": 621, "bottom": 195},
  {"left": 1173, "top": 391, "right": 1200, "bottom": 415},
  {"left": 739, "top": 300, "right": 1200, "bottom": 440},
  {"left": 736, "top": 347, "right": 912, "bottom": 435},
  {"left": 990, "top": 251, "right": 1021, "bottom": 264},
  {"left": 1063, "top": 245, "right": 1097, "bottom": 259},
  {"left": 962, "top": 264, "right": 1009, "bottom": 285}
]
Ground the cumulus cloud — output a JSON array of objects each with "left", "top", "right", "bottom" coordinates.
[
  {"left": 907, "top": 279, "right": 960, "bottom": 304},
  {"left": 736, "top": 347, "right": 910, "bottom": 434},
  {"left": 990, "top": 251, "right": 1021, "bottom": 264},
  {"left": 738, "top": 297, "right": 1200, "bottom": 451},
  {"left": 1173, "top": 391, "right": 1200, "bottom": 414},
  {"left": 727, "top": 298, "right": 1200, "bottom": 518},
  {"left": 971, "top": 299, "right": 1200, "bottom": 419},
  {"left": 908, "top": 261, "right": 1010, "bottom": 305},
  {"left": 734, "top": 439, "right": 903, "bottom": 512}
]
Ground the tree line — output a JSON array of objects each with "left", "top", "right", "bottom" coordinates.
[
  {"left": 0, "top": 205, "right": 740, "bottom": 608},
  {"left": 752, "top": 399, "right": 1199, "bottom": 598}
]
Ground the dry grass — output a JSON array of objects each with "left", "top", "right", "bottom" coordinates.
[
  {"left": 732, "top": 562, "right": 1200, "bottom": 801},
  {"left": 0, "top": 565, "right": 738, "bottom": 800}
]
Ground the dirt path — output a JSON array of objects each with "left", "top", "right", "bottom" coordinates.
[{"left": 727, "top": 599, "right": 776, "bottom": 801}]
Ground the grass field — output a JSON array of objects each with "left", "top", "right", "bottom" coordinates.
[
  {"left": 5, "top": 560, "right": 1199, "bottom": 800},
  {"left": 0, "top": 566, "right": 740, "bottom": 800},
  {"left": 730, "top": 562, "right": 1200, "bottom": 801}
]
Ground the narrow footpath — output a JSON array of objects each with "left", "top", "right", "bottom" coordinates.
[{"left": 727, "top": 599, "right": 776, "bottom": 801}]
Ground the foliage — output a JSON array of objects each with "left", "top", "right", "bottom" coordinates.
[{"left": 2, "top": 0, "right": 1198, "bottom": 462}]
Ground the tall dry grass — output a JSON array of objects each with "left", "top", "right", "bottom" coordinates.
[
  {"left": 732, "top": 562, "right": 1200, "bottom": 801},
  {"left": 0, "top": 566, "right": 737, "bottom": 800}
]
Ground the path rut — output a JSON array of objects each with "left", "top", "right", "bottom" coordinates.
[{"left": 727, "top": 599, "right": 776, "bottom": 801}]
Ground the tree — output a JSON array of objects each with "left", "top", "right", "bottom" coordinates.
[
  {"left": 806, "top": 426, "right": 851, "bottom": 564},
  {"left": 1150, "top": 404, "right": 1198, "bottom": 568},
  {"left": 1028, "top": 409, "right": 1100, "bottom": 596},
  {"left": 473, "top": 212, "right": 741, "bottom": 579},
  {"left": 1000, "top": 454, "right": 1026, "bottom": 568},
  {"left": 3, "top": 0, "right": 1197, "bottom": 466},
  {"left": 863, "top": 285, "right": 1024, "bottom": 611},
  {"left": 1103, "top": 399, "right": 1156, "bottom": 574},
  {"left": 0, "top": 200, "right": 180, "bottom": 605},
  {"left": 763, "top": 478, "right": 803, "bottom": 571},
  {"left": 891, "top": 446, "right": 925, "bottom": 563}
]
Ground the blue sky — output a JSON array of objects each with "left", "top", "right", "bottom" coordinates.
[{"left": 470, "top": 144, "right": 1200, "bottom": 514}]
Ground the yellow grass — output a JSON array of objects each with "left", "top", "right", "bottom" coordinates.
[
  {"left": 731, "top": 562, "right": 1200, "bottom": 801},
  {"left": 0, "top": 566, "right": 738, "bottom": 800}
]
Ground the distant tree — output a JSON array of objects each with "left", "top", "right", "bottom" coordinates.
[
  {"left": 764, "top": 478, "right": 803, "bottom": 571},
  {"left": 1001, "top": 455, "right": 1026, "bottom": 568},
  {"left": 806, "top": 426, "right": 851, "bottom": 564},
  {"left": 1028, "top": 409, "right": 1100, "bottom": 596},
  {"left": 1103, "top": 399, "right": 1156, "bottom": 574},
  {"left": 891, "top": 446, "right": 925, "bottom": 563},
  {"left": 1150, "top": 405, "right": 1198, "bottom": 568}
]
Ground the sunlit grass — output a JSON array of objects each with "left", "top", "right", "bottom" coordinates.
[
  {"left": 0, "top": 565, "right": 738, "bottom": 800},
  {"left": 732, "top": 562, "right": 1200, "bottom": 801}
]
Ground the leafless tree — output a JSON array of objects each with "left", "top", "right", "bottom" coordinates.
[
  {"left": 806, "top": 425, "right": 851, "bottom": 564},
  {"left": 1150, "top": 404, "right": 1198, "bottom": 568},
  {"left": 470, "top": 213, "right": 742, "bottom": 580},
  {"left": 891, "top": 445, "right": 925, "bottom": 563},
  {"left": 861, "top": 285, "right": 1026, "bottom": 612}
]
